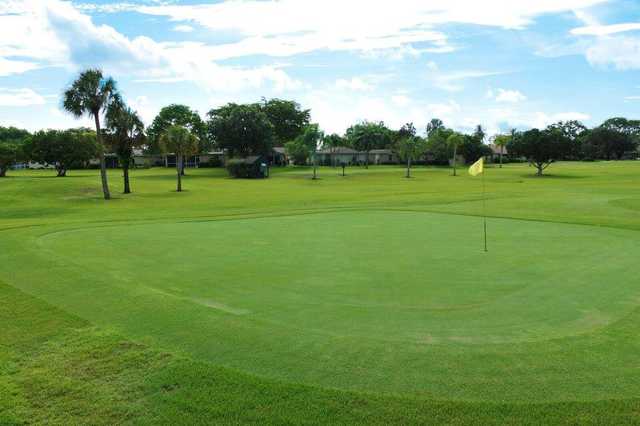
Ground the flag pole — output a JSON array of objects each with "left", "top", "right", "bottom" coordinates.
[{"left": 482, "top": 165, "right": 487, "bottom": 252}]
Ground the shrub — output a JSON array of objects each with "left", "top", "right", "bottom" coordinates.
[{"left": 225, "top": 158, "right": 264, "bottom": 178}]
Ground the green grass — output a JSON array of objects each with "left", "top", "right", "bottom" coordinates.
[{"left": 1, "top": 162, "right": 640, "bottom": 424}]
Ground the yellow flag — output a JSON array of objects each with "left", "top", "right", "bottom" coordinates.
[{"left": 468, "top": 157, "right": 484, "bottom": 176}]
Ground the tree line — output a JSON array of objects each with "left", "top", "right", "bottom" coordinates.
[{"left": 1, "top": 69, "right": 639, "bottom": 197}]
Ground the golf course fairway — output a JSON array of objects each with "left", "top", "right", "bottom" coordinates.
[{"left": 2, "top": 163, "right": 640, "bottom": 423}]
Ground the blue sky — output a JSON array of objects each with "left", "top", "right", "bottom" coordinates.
[{"left": 1, "top": 0, "right": 640, "bottom": 136}]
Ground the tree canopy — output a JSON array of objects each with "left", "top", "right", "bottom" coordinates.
[
  {"left": 346, "top": 121, "right": 391, "bottom": 168},
  {"left": 148, "top": 104, "right": 206, "bottom": 154},
  {"left": 207, "top": 103, "right": 275, "bottom": 158},
  {"left": 105, "top": 101, "right": 146, "bottom": 193},
  {"left": 25, "top": 129, "right": 98, "bottom": 177},
  {"left": 260, "top": 98, "right": 310, "bottom": 145},
  {"left": 508, "top": 127, "right": 571, "bottom": 175}
]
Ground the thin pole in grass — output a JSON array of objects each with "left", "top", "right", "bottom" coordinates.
[{"left": 468, "top": 157, "right": 487, "bottom": 252}]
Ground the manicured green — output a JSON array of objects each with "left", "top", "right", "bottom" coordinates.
[{"left": 1, "top": 162, "right": 640, "bottom": 424}]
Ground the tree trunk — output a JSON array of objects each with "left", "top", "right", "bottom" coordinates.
[
  {"left": 0, "top": 167, "right": 6, "bottom": 177},
  {"left": 452, "top": 145, "right": 457, "bottom": 176},
  {"left": 123, "top": 164, "right": 131, "bottom": 194},
  {"left": 365, "top": 151, "right": 369, "bottom": 169},
  {"left": 406, "top": 157, "right": 411, "bottom": 178},
  {"left": 499, "top": 146, "right": 503, "bottom": 168},
  {"left": 536, "top": 163, "right": 543, "bottom": 176},
  {"left": 312, "top": 152, "right": 317, "bottom": 179},
  {"left": 94, "top": 114, "right": 111, "bottom": 200},
  {"left": 176, "top": 154, "right": 182, "bottom": 192},
  {"left": 56, "top": 166, "right": 66, "bottom": 177}
]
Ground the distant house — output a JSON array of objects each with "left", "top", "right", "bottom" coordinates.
[
  {"left": 132, "top": 151, "right": 225, "bottom": 168},
  {"left": 487, "top": 144, "right": 508, "bottom": 163},
  {"left": 270, "top": 147, "right": 288, "bottom": 166},
  {"left": 369, "top": 149, "right": 398, "bottom": 165},
  {"left": 317, "top": 146, "right": 359, "bottom": 165}
]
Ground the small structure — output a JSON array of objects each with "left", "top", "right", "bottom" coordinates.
[
  {"left": 270, "top": 147, "right": 288, "bottom": 166},
  {"left": 369, "top": 149, "right": 398, "bottom": 165},
  {"left": 487, "top": 144, "right": 508, "bottom": 163}
]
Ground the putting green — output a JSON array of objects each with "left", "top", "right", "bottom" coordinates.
[{"left": 4, "top": 210, "right": 640, "bottom": 402}]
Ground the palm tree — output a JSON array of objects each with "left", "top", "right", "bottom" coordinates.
[
  {"left": 159, "top": 125, "right": 199, "bottom": 192},
  {"left": 63, "top": 69, "right": 119, "bottom": 200},
  {"left": 446, "top": 133, "right": 464, "bottom": 176},
  {"left": 105, "top": 101, "right": 145, "bottom": 194}
]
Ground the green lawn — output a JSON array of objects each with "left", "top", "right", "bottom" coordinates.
[{"left": 1, "top": 162, "right": 640, "bottom": 424}]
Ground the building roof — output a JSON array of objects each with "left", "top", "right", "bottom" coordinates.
[
  {"left": 317, "top": 146, "right": 358, "bottom": 154},
  {"left": 273, "top": 147, "right": 286, "bottom": 154},
  {"left": 230, "top": 155, "right": 263, "bottom": 164},
  {"left": 369, "top": 149, "right": 393, "bottom": 154}
]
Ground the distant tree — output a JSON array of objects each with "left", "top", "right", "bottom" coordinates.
[
  {"left": 346, "top": 121, "right": 391, "bottom": 168},
  {"left": 323, "top": 133, "right": 345, "bottom": 167},
  {"left": 548, "top": 121, "right": 587, "bottom": 159},
  {"left": 426, "top": 118, "right": 444, "bottom": 137},
  {"left": 63, "top": 68, "right": 119, "bottom": 200},
  {"left": 508, "top": 127, "right": 570, "bottom": 175},
  {"left": 473, "top": 124, "right": 486, "bottom": 143},
  {"left": 0, "top": 126, "right": 30, "bottom": 177},
  {"left": 260, "top": 98, "right": 310, "bottom": 145},
  {"left": 297, "top": 124, "right": 324, "bottom": 179},
  {"left": 284, "top": 140, "right": 309, "bottom": 165},
  {"left": 426, "top": 123, "right": 454, "bottom": 165},
  {"left": 159, "top": 125, "right": 199, "bottom": 192},
  {"left": 460, "top": 134, "right": 492, "bottom": 165},
  {"left": 580, "top": 126, "right": 635, "bottom": 160},
  {"left": 147, "top": 104, "right": 206, "bottom": 155},
  {"left": 493, "top": 134, "right": 511, "bottom": 168},
  {"left": 0, "top": 142, "right": 21, "bottom": 177},
  {"left": 207, "top": 103, "right": 275, "bottom": 158},
  {"left": 446, "top": 133, "right": 465, "bottom": 176},
  {"left": 26, "top": 129, "right": 97, "bottom": 177},
  {"left": 394, "top": 136, "right": 427, "bottom": 178},
  {"left": 105, "top": 101, "right": 146, "bottom": 194}
]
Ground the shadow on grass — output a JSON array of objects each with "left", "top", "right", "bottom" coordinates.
[{"left": 520, "top": 173, "right": 589, "bottom": 180}]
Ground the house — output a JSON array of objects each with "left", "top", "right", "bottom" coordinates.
[
  {"left": 487, "top": 144, "right": 508, "bottom": 162},
  {"left": 269, "top": 147, "right": 288, "bottom": 166},
  {"left": 369, "top": 149, "right": 398, "bottom": 165},
  {"left": 316, "top": 146, "right": 359, "bottom": 165},
  {"left": 132, "top": 150, "right": 225, "bottom": 168}
]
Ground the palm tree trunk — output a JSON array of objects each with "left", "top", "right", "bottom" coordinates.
[
  {"left": 499, "top": 146, "right": 503, "bottom": 168},
  {"left": 312, "top": 152, "right": 317, "bottom": 179},
  {"left": 406, "top": 157, "right": 411, "bottom": 178},
  {"left": 177, "top": 154, "right": 183, "bottom": 192},
  {"left": 94, "top": 114, "right": 111, "bottom": 200},
  {"left": 123, "top": 164, "right": 131, "bottom": 194},
  {"left": 452, "top": 145, "right": 457, "bottom": 176}
]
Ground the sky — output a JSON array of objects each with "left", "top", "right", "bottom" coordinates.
[{"left": 1, "top": 0, "right": 640, "bottom": 137}]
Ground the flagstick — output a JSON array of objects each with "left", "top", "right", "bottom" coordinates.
[{"left": 482, "top": 168, "right": 488, "bottom": 253}]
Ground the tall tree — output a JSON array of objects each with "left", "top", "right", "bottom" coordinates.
[
  {"left": 25, "top": 129, "right": 97, "bottom": 177},
  {"left": 296, "top": 124, "right": 323, "bottom": 179},
  {"left": 260, "top": 98, "right": 310, "bottom": 145},
  {"left": 147, "top": 104, "right": 206, "bottom": 154},
  {"left": 346, "top": 121, "right": 391, "bottom": 169},
  {"left": 63, "top": 69, "right": 119, "bottom": 199},
  {"left": 473, "top": 125, "right": 486, "bottom": 143},
  {"left": 105, "top": 101, "right": 146, "bottom": 194},
  {"left": 0, "top": 142, "right": 21, "bottom": 177},
  {"left": 207, "top": 103, "right": 275, "bottom": 158},
  {"left": 493, "top": 134, "right": 511, "bottom": 168},
  {"left": 394, "top": 136, "right": 427, "bottom": 178},
  {"left": 159, "top": 125, "right": 199, "bottom": 192},
  {"left": 426, "top": 123, "right": 454, "bottom": 165},
  {"left": 446, "top": 133, "right": 465, "bottom": 176},
  {"left": 323, "top": 133, "right": 344, "bottom": 167},
  {"left": 0, "top": 126, "right": 30, "bottom": 177},
  {"left": 508, "top": 127, "right": 570, "bottom": 175},
  {"left": 426, "top": 118, "right": 444, "bottom": 137},
  {"left": 548, "top": 120, "right": 587, "bottom": 159}
]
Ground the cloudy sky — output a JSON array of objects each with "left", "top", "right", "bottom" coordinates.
[{"left": 1, "top": 0, "right": 640, "bottom": 136}]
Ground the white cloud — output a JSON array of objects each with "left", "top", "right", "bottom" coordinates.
[
  {"left": 571, "top": 23, "right": 640, "bottom": 36},
  {"left": 0, "top": 0, "right": 304, "bottom": 93},
  {"left": 494, "top": 89, "right": 527, "bottom": 103},
  {"left": 335, "top": 77, "right": 375, "bottom": 92},
  {"left": 583, "top": 36, "right": 640, "bottom": 69},
  {"left": 391, "top": 95, "right": 411, "bottom": 107},
  {"left": 0, "top": 88, "right": 46, "bottom": 106},
  {"left": 430, "top": 70, "right": 509, "bottom": 92},
  {"left": 173, "top": 24, "right": 194, "bottom": 33},
  {"left": 133, "top": 0, "right": 607, "bottom": 60}
]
